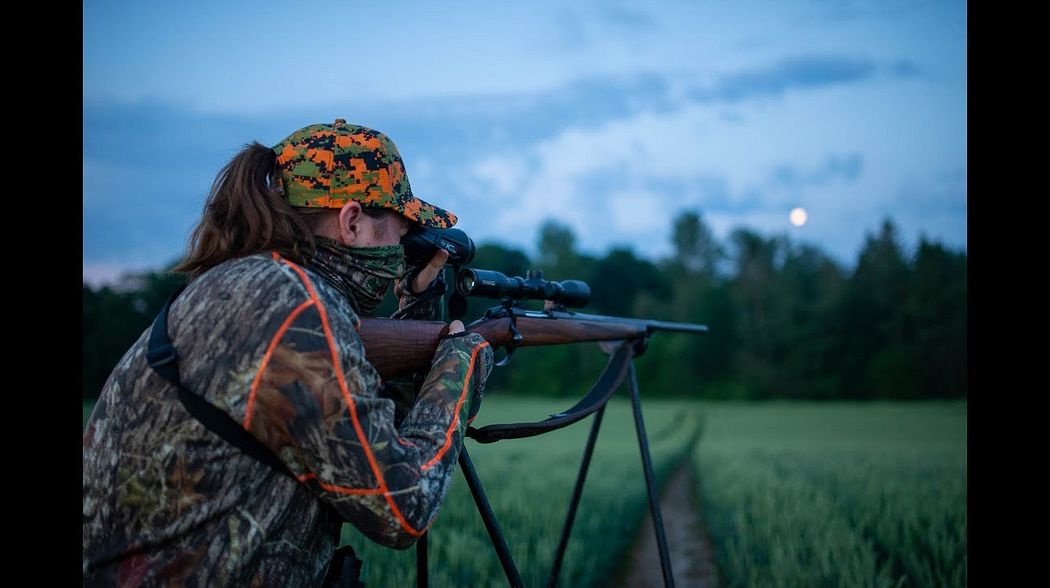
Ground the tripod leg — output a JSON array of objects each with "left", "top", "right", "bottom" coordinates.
[
  {"left": 459, "top": 447, "right": 525, "bottom": 588},
  {"left": 628, "top": 362, "right": 676, "bottom": 588},
  {"left": 547, "top": 404, "right": 608, "bottom": 588},
  {"left": 416, "top": 531, "right": 428, "bottom": 588}
]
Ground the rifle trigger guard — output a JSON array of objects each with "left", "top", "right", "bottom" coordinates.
[{"left": 495, "top": 345, "right": 517, "bottom": 367}]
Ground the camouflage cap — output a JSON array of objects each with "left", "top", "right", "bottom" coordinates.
[{"left": 272, "top": 119, "right": 457, "bottom": 228}]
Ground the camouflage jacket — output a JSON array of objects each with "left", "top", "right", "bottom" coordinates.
[{"left": 83, "top": 247, "right": 493, "bottom": 587}]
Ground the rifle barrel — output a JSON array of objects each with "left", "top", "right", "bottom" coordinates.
[
  {"left": 546, "top": 310, "right": 708, "bottom": 335},
  {"left": 642, "top": 319, "right": 709, "bottom": 334}
]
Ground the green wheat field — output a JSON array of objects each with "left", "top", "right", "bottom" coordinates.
[{"left": 83, "top": 397, "right": 966, "bottom": 587}]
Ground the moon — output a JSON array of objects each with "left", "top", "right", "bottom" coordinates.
[{"left": 789, "top": 207, "right": 808, "bottom": 227}]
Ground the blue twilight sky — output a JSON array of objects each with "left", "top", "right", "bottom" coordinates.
[{"left": 83, "top": 0, "right": 966, "bottom": 285}]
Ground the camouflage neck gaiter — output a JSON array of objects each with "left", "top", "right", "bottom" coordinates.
[{"left": 306, "top": 236, "right": 406, "bottom": 315}]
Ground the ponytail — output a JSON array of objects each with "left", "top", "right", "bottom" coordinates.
[{"left": 171, "top": 142, "right": 326, "bottom": 280}]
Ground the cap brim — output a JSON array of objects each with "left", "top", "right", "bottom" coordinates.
[{"left": 400, "top": 196, "right": 458, "bottom": 229}]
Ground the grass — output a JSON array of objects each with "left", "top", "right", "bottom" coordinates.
[{"left": 693, "top": 401, "right": 967, "bottom": 588}]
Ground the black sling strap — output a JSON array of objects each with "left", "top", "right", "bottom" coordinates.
[
  {"left": 465, "top": 340, "right": 637, "bottom": 444},
  {"left": 146, "top": 284, "right": 297, "bottom": 480}
]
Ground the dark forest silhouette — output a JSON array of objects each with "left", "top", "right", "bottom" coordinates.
[{"left": 83, "top": 212, "right": 966, "bottom": 401}]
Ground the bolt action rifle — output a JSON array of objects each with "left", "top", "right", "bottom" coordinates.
[
  {"left": 358, "top": 267, "right": 707, "bottom": 380},
  {"left": 361, "top": 226, "right": 708, "bottom": 588}
]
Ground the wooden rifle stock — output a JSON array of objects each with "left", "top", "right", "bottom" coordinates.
[{"left": 357, "top": 316, "right": 648, "bottom": 380}]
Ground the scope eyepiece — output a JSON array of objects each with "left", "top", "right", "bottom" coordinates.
[
  {"left": 401, "top": 226, "right": 475, "bottom": 267},
  {"left": 456, "top": 268, "right": 590, "bottom": 308}
]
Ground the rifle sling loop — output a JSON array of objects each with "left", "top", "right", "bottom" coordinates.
[
  {"left": 466, "top": 340, "right": 636, "bottom": 443},
  {"left": 492, "top": 300, "right": 525, "bottom": 367}
]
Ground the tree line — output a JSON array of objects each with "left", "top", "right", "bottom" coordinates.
[{"left": 83, "top": 212, "right": 966, "bottom": 401}]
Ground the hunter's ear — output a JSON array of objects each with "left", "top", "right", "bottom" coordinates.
[{"left": 337, "top": 201, "right": 364, "bottom": 246}]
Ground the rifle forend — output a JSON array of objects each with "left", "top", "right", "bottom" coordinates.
[{"left": 357, "top": 306, "right": 706, "bottom": 380}]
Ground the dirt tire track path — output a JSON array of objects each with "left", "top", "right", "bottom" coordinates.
[{"left": 615, "top": 463, "right": 720, "bottom": 588}]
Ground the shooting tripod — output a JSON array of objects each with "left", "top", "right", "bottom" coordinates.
[{"left": 413, "top": 338, "right": 680, "bottom": 588}]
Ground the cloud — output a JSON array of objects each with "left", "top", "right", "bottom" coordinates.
[
  {"left": 84, "top": 98, "right": 264, "bottom": 169},
  {"left": 609, "top": 189, "right": 671, "bottom": 240},
  {"left": 890, "top": 60, "right": 921, "bottom": 78},
  {"left": 451, "top": 61, "right": 955, "bottom": 265},
  {"left": 893, "top": 167, "right": 967, "bottom": 215},
  {"left": 693, "top": 55, "right": 876, "bottom": 103},
  {"left": 803, "top": 0, "right": 920, "bottom": 25},
  {"left": 459, "top": 102, "right": 793, "bottom": 259},
  {"left": 83, "top": 54, "right": 895, "bottom": 190},
  {"left": 598, "top": 3, "right": 658, "bottom": 30},
  {"left": 552, "top": 9, "right": 591, "bottom": 53},
  {"left": 84, "top": 50, "right": 959, "bottom": 276},
  {"left": 470, "top": 155, "right": 531, "bottom": 196},
  {"left": 551, "top": 2, "right": 659, "bottom": 53},
  {"left": 769, "top": 153, "right": 864, "bottom": 189}
]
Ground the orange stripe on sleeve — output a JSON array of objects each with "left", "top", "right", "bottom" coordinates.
[
  {"left": 276, "top": 254, "right": 428, "bottom": 537},
  {"left": 243, "top": 298, "right": 315, "bottom": 430},
  {"left": 298, "top": 473, "right": 384, "bottom": 495},
  {"left": 315, "top": 482, "right": 386, "bottom": 496},
  {"left": 421, "top": 341, "right": 490, "bottom": 472}
]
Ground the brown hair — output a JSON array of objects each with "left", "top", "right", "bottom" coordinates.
[{"left": 171, "top": 142, "right": 330, "bottom": 280}]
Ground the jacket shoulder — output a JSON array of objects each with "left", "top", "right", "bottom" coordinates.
[
  {"left": 188, "top": 253, "right": 350, "bottom": 310},
  {"left": 167, "top": 253, "right": 366, "bottom": 400},
  {"left": 191, "top": 253, "right": 306, "bottom": 295},
  {"left": 173, "top": 253, "right": 360, "bottom": 339}
]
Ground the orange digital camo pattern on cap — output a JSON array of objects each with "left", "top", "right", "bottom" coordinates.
[{"left": 272, "top": 119, "right": 457, "bottom": 228}]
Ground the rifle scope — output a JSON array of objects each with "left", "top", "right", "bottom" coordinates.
[
  {"left": 456, "top": 268, "right": 591, "bottom": 308},
  {"left": 401, "top": 226, "right": 476, "bottom": 267}
]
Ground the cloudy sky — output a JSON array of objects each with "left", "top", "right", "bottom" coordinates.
[{"left": 83, "top": 0, "right": 966, "bottom": 285}]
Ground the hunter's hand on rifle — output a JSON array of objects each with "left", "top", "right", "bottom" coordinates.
[
  {"left": 424, "top": 321, "right": 492, "bottom": 427},
  {"left": 393, "top": 248, "right": 451, "bottom": 321},
  {"left": 444, "top": 318, "right": 491, "bottom": 424},
  {"left": 412, "top": 248, "right": 449, "bottom": 294}
]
